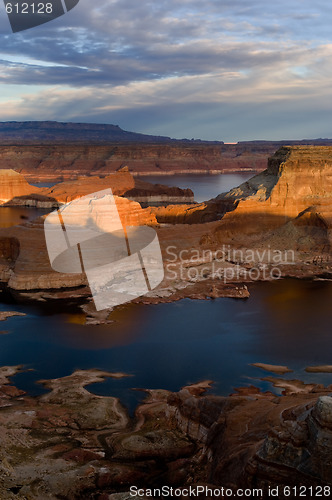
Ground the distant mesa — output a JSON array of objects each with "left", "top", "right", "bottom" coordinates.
[{"left": 0, "top": 121, "right": 222, "bottom": 145}]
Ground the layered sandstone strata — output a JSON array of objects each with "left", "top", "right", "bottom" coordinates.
[
  {"left": 0, "top": 169, "right": 41, "bottom": 204},
  {"left": 1, "top": 146, "right": 332, "bottom": 300},
  {"left": 1, "top": 169, "right": 194, "bottom": 207},
  {"left": 0, "top": 143, "right": 268, "bottom": 182},
  {"left": 201, "top": 146, "right": 332, "bottom": 253},
  {"left": 154, "top": 146, "right": 332, "bottom": 228}
]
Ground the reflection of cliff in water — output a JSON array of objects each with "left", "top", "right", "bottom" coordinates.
[{"left": 0, "top": 206, "right": 50, "bottom": 228}]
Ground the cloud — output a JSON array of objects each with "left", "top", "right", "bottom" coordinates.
[{"left": 0, "top": 0, "right": 331, "bottom": 139}]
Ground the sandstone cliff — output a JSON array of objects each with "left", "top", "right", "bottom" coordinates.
[
  {"left": 0, "top": 169, "right": 41, "bottom": 204},
  {"left": 0, "top": 143, "right": 266, "bottom": 182},
  {"left": 207, "top": 146, "right": 332, "bottom": 248}
]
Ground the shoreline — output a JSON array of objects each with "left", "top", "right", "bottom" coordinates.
[{"left": 132, "top": 168, "right": 259, "bottom": 176}]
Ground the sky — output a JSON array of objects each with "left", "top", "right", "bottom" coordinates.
[{"left": 0, "top": 0, "right": 331, "bottom": 141}]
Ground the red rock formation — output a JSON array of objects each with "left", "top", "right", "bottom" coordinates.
[
  {"left": 0, "top": 169, "right": 41, "bottom": 203},
  {"left": 155, "top": 146, "right": 332, "bottom": 228},
  {"left": 40, "top": 172, "right": 194, "bottom": 205},
  {"left": 42, "top": 171, "right": 135, "bottom": 203}
]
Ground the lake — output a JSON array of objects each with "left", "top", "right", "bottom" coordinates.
[
  {"left": 0, "top": 173, "right": 330, "bottom": 412},
  {"left": 137, "top": 173, "right": 253, "bottom": 202},
  {"left": 1, "top": 279, "right": 332, "bottom": 412},
  {"left": 0, "top": 206, "right": 50, "bottom": 228}
]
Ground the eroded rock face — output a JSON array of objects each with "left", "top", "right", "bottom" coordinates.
[
  {"left": 0, "top": 197, "right": 157, "bottom": 292},
  {"left": 0, "top": 169, "right": 41, "bottom": 204},
  {"left": 246, "top": 396, "right": 332, "bottom": 492},
  {"left": 154, "top": 146, "right": 332, "bottom": 225},
  {"left": 0, "top": 367, "right": 199, "bottom": 499},
  {"left": 194, "top": 147, "right": 332, "bottom": 265},
  {"left": 0, "top": 367, "right": 332, "bottom": 499},
  {"left": 222, "top": 146, "right": 332, "bottom": 216}
]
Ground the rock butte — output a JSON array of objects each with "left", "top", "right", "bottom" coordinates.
[{"left": 153, "top": 145, "right": 332, "bottom": 225}]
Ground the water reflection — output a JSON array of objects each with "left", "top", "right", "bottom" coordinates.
[
  {"left": 0, "top": 279, "right": 331, "bottom": 413},
  {"left": 0, "top": 207, "right": 50, "bottom": 228},
  {"left": 62, "top": 303, "right": 150, "bottom": 349}
]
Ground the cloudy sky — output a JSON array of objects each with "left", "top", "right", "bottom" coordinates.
[{"left": 0, "top": 0, "right": 331, "bottom": 141}]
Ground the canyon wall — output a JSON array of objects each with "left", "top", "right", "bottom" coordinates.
[{"left": 0, "top": 143, "right": 269, "bottom": 182}]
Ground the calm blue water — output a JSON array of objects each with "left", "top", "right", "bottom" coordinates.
[
  {"left": 1, "top": 279, "right": 332, "bottom": 411},
  {"left": 137, "top": 173, "right": 252, "bottom": 202}
]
